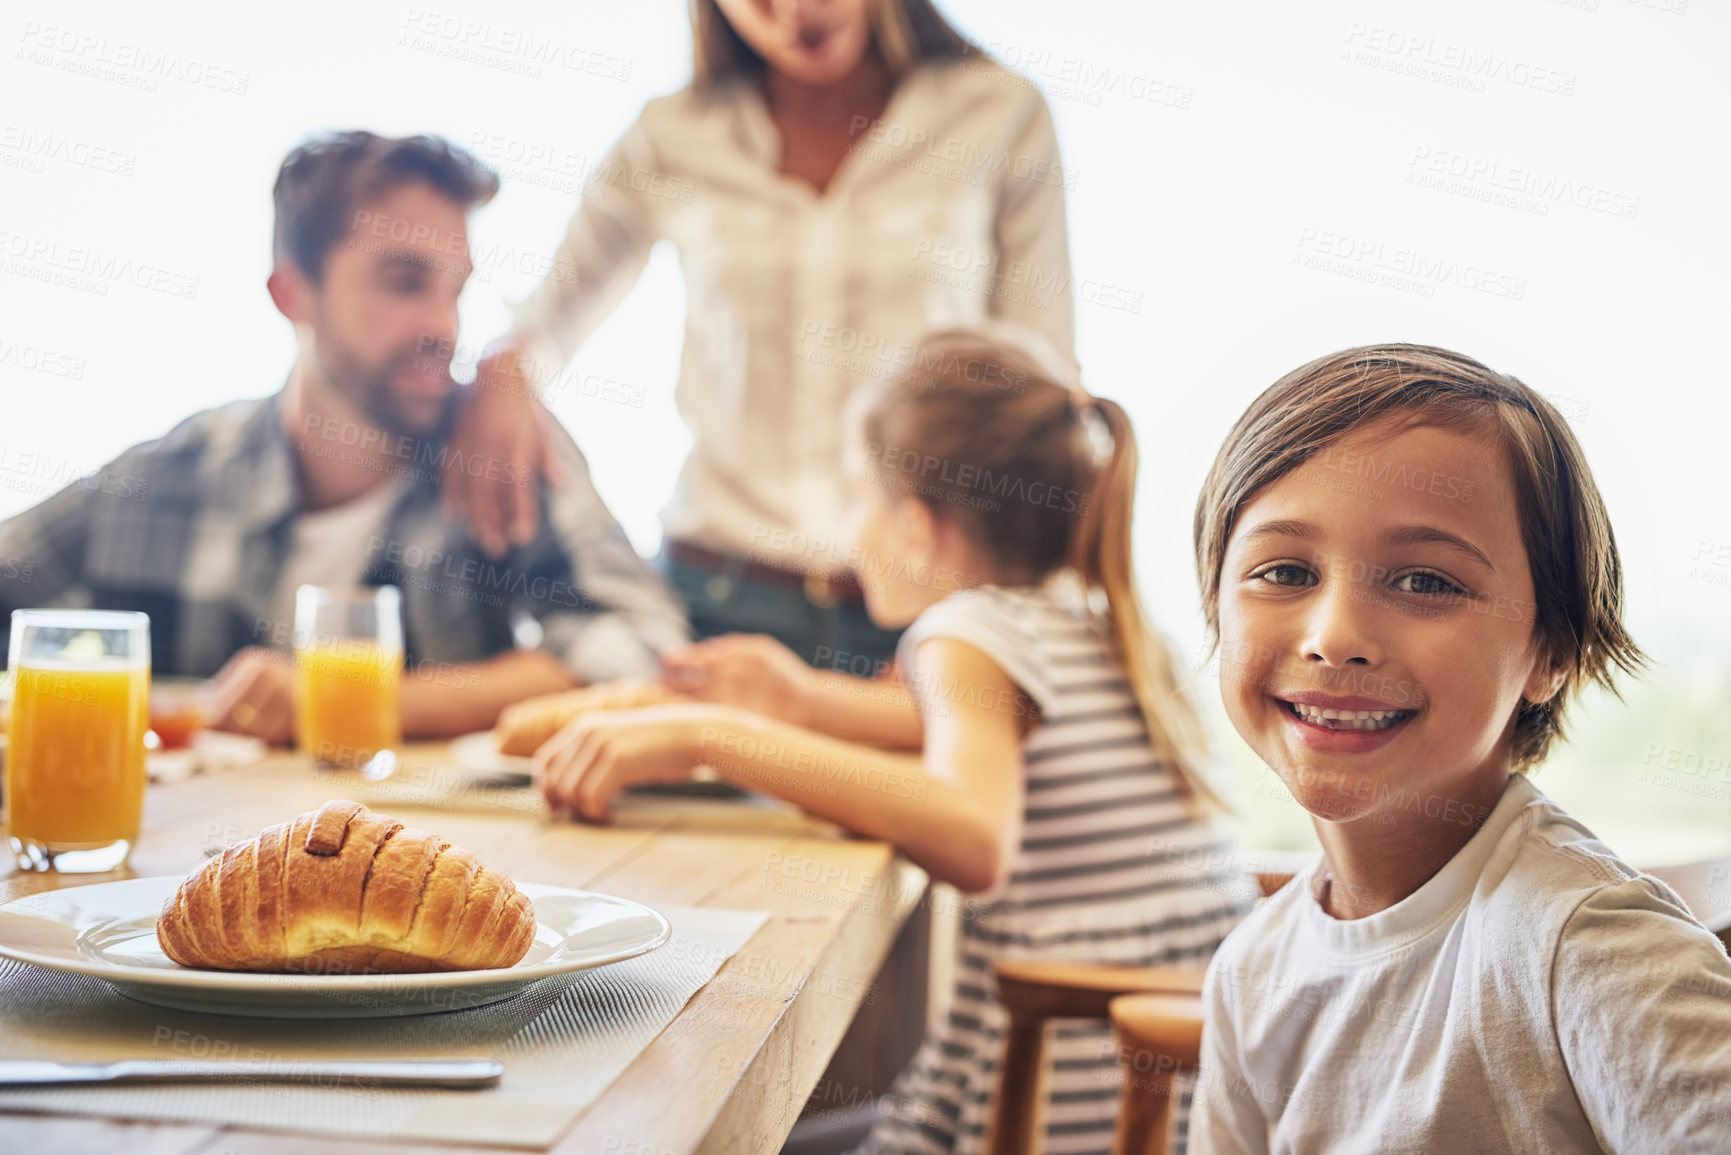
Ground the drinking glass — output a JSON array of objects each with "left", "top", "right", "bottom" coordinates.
[
  {"left": 293, "top": 585, "right": 403, "bottom": 779},
  {"left": 6, "top": 609, "right": 151, "bottom": 872}
]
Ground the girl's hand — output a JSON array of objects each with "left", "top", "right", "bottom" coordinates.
[
  {"left": 534, "top": 703, "right": 728, "bottom": 822},
  {"left": 495, "top": 679, "right": 680, "bottom": 758},
  {"left": 659, "top": 634, "right": 817, "bottom": 726}
]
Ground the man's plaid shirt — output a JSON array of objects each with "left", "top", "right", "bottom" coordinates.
[{"left": 0, "top": 390, "right": 690, "bottom": 679}]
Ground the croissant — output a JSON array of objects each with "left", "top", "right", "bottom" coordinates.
[
  {"left": 156, "top": 800, "right": 537, "bottom": 974},
  {"left": 494, "top": 679, "right": 682, "bottom": 757}
]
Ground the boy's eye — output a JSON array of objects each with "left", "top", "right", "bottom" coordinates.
[
  {"left": 1251, "top": 563, "right": 1315, "bottom": 588},
  {"left": 1392, "top": 570, "right": 1464, "bottom": 597}
]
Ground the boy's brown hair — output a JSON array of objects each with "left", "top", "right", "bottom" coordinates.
[
  {"left": 1193, "top": 342, "right": 1644, "bottom": 770},
  {"left": 272, "top": 131, "right": 499, "bottom": 283}
]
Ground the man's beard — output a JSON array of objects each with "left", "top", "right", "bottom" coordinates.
[{"left": 317, "top": 343, "right": 447, "bottom": 440}]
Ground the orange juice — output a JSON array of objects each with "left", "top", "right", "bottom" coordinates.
[
  {"left": 295, "top": 641, "right": 401, "bottom": 768},
  {"left": 6, "top": 661, "right": 149, "bottom": 844}
]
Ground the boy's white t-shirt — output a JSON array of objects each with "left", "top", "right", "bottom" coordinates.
[{"left": 1193, "top": 773, "right": 1731, "bottom": 1154}]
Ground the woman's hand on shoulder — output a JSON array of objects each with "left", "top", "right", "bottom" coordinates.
[{"left": 442, "top": 349, "right": 563, "bottom": 558}]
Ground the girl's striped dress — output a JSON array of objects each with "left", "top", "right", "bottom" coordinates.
[{"left": 855, "top": 581, "right": 1257, "bottom": 1155}]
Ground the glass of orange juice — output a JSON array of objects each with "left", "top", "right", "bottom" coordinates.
[
  {"left": 6, "top": 609, "right": 151, "bottom": 872},
  {"left": 293, "top": 585, "right": 402, "bottom": 779}
]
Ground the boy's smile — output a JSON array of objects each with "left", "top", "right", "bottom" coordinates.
[
  {"left": 1276, "top": 690, "right": 1417, "bottom": 753},
  {"left": 1216, "top": 417, "right": 1561, "bottom": 833}
]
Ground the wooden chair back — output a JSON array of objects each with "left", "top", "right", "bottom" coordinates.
[
  {"left": 985, "top": 871, "right": 1291, "bottom": 1155},
  {"left": 1107, "top": 993, "right": 1205, "bottom": 1155}
]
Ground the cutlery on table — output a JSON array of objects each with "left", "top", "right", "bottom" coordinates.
[{"left": 0, "top": 1058, "right": 503, "bottom": 1088}]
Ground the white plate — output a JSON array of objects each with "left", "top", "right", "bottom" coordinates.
[
  {"left": 448, "top": 730, "right": 534, "bottom": 785},
  {"left": 0, "top": 877, "right": 669, "bottom": 1019},
  {"left": 147, "top": 730, "right": 269, "bottom": 784}
]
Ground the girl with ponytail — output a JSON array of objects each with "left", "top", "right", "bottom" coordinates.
[{"left": 536, "top": 330, "right": 1255, "bottom": 1154}]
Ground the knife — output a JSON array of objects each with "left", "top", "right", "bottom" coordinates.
[{"left": 0, "top": 1058, "right": 503, "bottom": 1088}]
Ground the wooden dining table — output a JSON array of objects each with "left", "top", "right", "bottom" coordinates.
[{"left": 0, "top": 742, "right": 933, "bottom": 1154}]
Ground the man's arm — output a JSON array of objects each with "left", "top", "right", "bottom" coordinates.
[
  {"left": 0, "top": 465, "right": 109, "bottom": 649},
  {"left": 208, "top": 646, "right": 578, "bottom": 742}
]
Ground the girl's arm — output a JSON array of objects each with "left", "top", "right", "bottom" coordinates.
[
  {"left": 537, "top": 637, "right": 1027, "bottom": 894},
  {"left": 400, "top": 649, "right": 577, "bottom": 737},
  {"left": 794, "top": 666, "right": 925, "bottom": 747},
  {"left": 659, "top": 634, "right": 925, "bottom": 749}
]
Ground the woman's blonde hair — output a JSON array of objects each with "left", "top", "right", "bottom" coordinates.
[
  {"left": 688, "top": 0, "right": 972, "bottom": 90},
  {"left": 1193, "top": 343, "right": 1645, "bottom": 770},
  {"left": 860, "top": 331, "right": 1225, "bottom": 812}
]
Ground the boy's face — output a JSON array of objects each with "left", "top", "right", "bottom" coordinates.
[{"left": 1215, "top": 418, "right": 1561, "bottom": 828}]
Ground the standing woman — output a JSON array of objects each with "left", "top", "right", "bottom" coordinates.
[{"left": 447, "top": 0, "right": 1077, "bottom": 669}]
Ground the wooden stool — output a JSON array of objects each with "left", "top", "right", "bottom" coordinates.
[
  {"left": 982, "top": 871, "right": 1292, "bottom": 1155},
  {"left": 1107, "top": 993, "right": 1205, "bottom": 1155}
]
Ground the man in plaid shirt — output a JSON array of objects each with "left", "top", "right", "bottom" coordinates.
[{"left": 0, "top": 132, "right": 689, "bottom": 743}]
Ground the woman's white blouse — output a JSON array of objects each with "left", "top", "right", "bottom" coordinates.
[{"left": 509, "top": 56, "right": 1076, "bottom": 573}]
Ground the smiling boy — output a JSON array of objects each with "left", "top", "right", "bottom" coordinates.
[{"left": 1189, "top": 344, "right": 1731, "bottom": 1152}]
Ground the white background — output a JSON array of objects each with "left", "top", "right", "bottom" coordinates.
[{"left": 3, "top": 0, "right": 1728, "bottom": 857}]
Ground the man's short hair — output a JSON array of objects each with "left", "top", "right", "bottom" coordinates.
[{"left": 271, "top": 131, "right": 500, "bottom": 282}]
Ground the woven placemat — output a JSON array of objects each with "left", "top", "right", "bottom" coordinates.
[{"left": 0, "top": 904, "right": 769, "bottom": 1147}]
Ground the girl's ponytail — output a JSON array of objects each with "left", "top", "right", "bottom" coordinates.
[
  {"left": 1069, "top": 397, "right": 1227, "bottom": 813},
  {"left": 863, "top": 329, "right": 1226, "bottom": 813}
]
